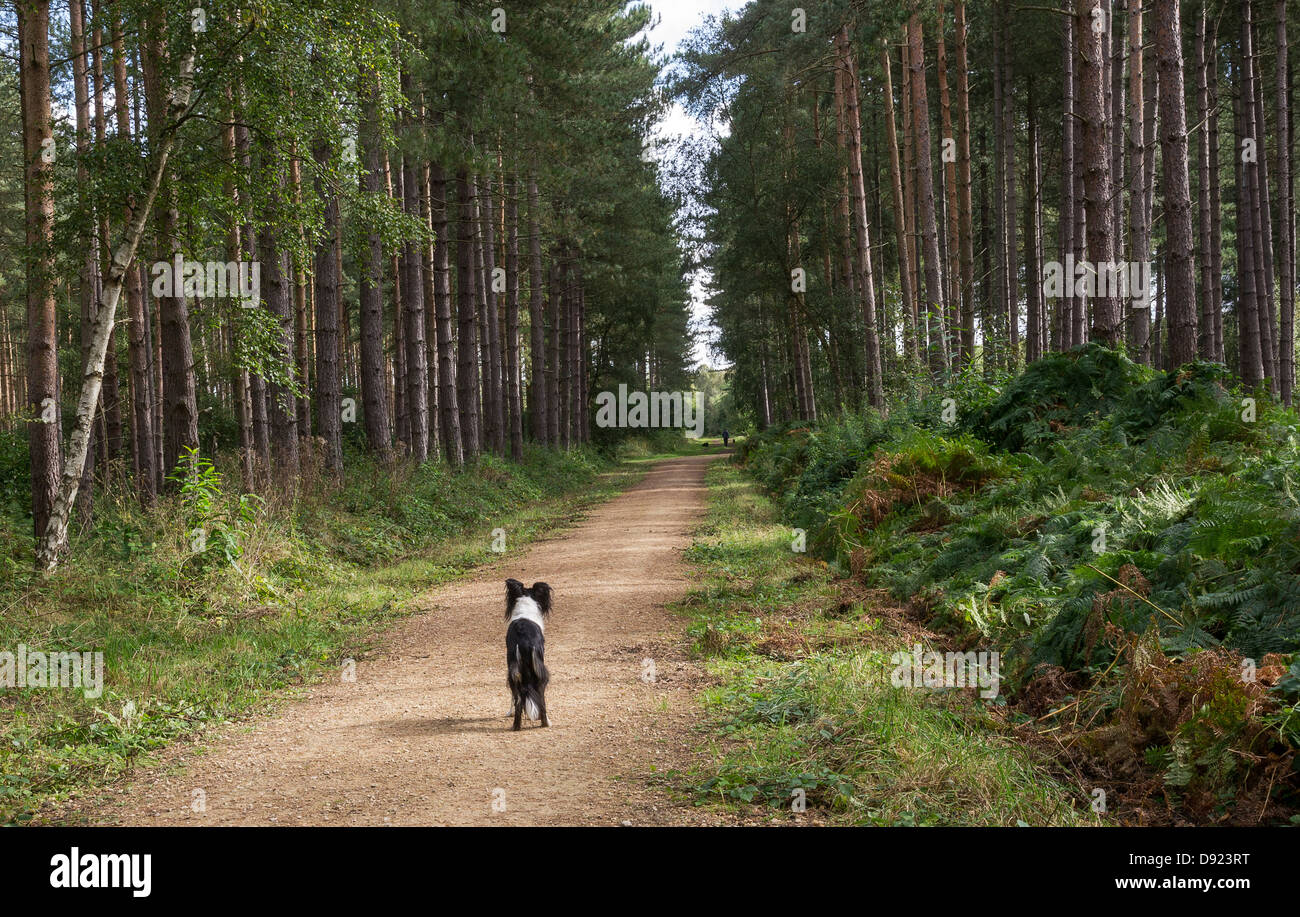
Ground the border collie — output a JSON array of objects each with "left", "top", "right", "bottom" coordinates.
[{"left": 505, "top": 579, "right": 552, "bottom": 730}]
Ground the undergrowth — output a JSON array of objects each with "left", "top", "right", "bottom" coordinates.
[
  {"left": 669, "top": 461, "right": 1090, "bottom": 825},
  {"left": 735, "top": 344, "right": 1300, "bottom": 824}
]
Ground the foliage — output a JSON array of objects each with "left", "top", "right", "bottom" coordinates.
[
  {"left": 963, "top": 344, "right": 1155, "bottom": 454},
  {"left": 734, "top": 347, "right": 1300, "bottom": 821},
  {"left": 669, "top": 461, "right": 1090, "bottom": 825}
]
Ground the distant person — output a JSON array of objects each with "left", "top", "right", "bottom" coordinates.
[{"left": 723, "top": 429, "right": 730, "bottom": 447}]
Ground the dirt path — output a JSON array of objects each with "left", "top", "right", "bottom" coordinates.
[{"left": 84, "top": 454, "right": 724, "bottom": 826}]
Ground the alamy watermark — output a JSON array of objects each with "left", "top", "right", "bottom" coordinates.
[
  {"left": 150, "top": 256, "right": 261, "bottom": 307},
  {"left": 0, "top": 644, "right": 104, "bottom": 698},
  {"left": 594, "top": 384, "right": 705, "bottom": 438},
  {"left": 1041, "top": 256, "right": 1152, "bottom": 306},
  {"left": 890, "top": 644, "right": 1001, "bottom": 699}
]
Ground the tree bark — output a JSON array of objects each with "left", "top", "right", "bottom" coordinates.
[
  {"left": 479, "top": 175, "right": 505, "bottom": 455},
  {"left": 139, "top": 23, "right": 198, "bottom": 481},
  {"left": 19, "top": 0, "right": 61, "bottom": 543},
  {"left": 1061, "top": 10, "right": 1076, "bottom": 350},
  {"left": 259, "top": 219, "right": 300, "bottom": 481},
  {"left": 1079, "top": 0, "right": 1120, "bottom": 344},
  {"left": 456, "top": 171, "right": 482, "bottom": 459},
  {"left": 953, "top": 0, "right": 976, "bottom": 360},
  {"left": 505, "top": 176, "right": 524, "bottom": 459},
  {"left": 1195, "top": 1, "right": 1214, "bottom": 361},
  {"left": 1235, "top": 40, "right": 1265, "bottom": 387},
  {"left": 527, "top": 174, "right": 548, "bottom": 444},
  {"left": 547, "top": 257, "right": 563, "bottom": 442},
  {"left": 879, "top": 41, "right": 918, "bottom": 369},
  {"left": 1250, "top": 32, "right": 1278, "bottom": 388},
  {"left": 1207, "top": 17, "right": 1225, "bottom": 363},
  {"left": 1129, "top": 0, "right": 1151, "bottom": 362},
  {"left": 837, "top": 24, "right": 884, "bottom": 408},
  {"left": 936, "top": 0, "right": 962, "bottom": 357},
  {"left": 358, "top": 74, "right": 392, "bottom": 462},
  {"left": 428, "top": 163, "right": 461, "bottom": 465},
  {"left": 1025, "top": 76, "right": 1043, "bottom": 363},
  {"left": 1153, "top": 0, "right": 1197, "bottom": 366},
  {"left": 314, "top": 142, "right": 343, "bottom": 475},
  {"left": 999, "top": 0, "right": 1018, "bottom": 366},
  {"left": 70, "top": 0, "right": 99, "bottom": 519},
  {"left": 909, "top": 12, "right": 950, "bottom": 372},
  {"left": 1277, "top": 0, "right": 1294, "bottom": 404}
]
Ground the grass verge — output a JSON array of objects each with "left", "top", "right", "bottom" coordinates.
[{"left": 669, "top": 459, "right": 1094, "bottom": 826}]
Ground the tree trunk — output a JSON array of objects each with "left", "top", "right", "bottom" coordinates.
[
  {"left": 233, "top": 87, "right": 268, "bottom": 482},
  {"left": 1207, "top": 16, "right": 1225, "bottom": 363},
  {"left": 902, "top": 34, "right": 923, "bottom": 362},
  {"left": 472, "top": 183, "right": 494, "bottom": 450},
  {"left": 290, "top": 156, "right": 311, "bottom": 438},
  {"left": 999, "top": 0, "right": 1018, "bottom": 366},
  {"left": 1025, "top": 76, "right": 1043, "bottom": 363},
  {"left": 456, "top": 171, "right": 482, "bottom": 459},
  {"left": 479, "top": 176, "right": 505, "bottom": 455},
  {"left": 1235, "top": 43, "right": 1265, "bottom": 387},
  {"left": 1061, "top": 10, "right": 1076, "bottom": 350},
  {"left": 880, "top": 41, "right": 918, "bottom": 369},
  {"left": 837, "top": 24, "right": 884, "bottom": 408},
  {"left": 219, "top": 87, "right": 254, "bottom": 487},
  {"left": 1110, "top": 4, "right": 1126, "bottom": 272},
  {"left": 258, "top": 220, "right": 300, "bottom": 481},
  {"left": 547, "top": 257, "right": 563, "bottom": 443},
  {"left": 430, "top": 164, "right": 462, "bottom": 465},
  {"left": 953, "top": 0, "right": 975, "bottom": 360},
  {"left": 527, "top": 174, "right": 548, "bottom": 444},
  {"left": 1154, "top": 0, "right": 1197, "bottom": 366},
  {"left": 1277, "top": 0, "right": 1294, "bottom": 404},
  {"left": 936, "top": 0, "right": 962, "bottom": 357},
  {"left": 70, "top": 0, "right": 99, "bottom": 520},
  {"left": 358, "top": 74, "right": 392, "bottom": 462},
  {"left": 505, "top": 177, "right": 524, "bottom": 459},
  {"left": 992, "top": 12, "right": 1007, "bottom": 364},
  {"left": 1074, "top": 19, "right": 1090, "bottom": 350},
  {"left": 566, "top": 260, "right": 581, "bottom": 442},
  {"left": 1250, "top": 34, "right": 1278, "bottom": 388},
  {"left": 1129, "top": 0, "right": 1151, "bottom": 362},
  {"left": 139, "top": 25, "right": 199, "bottom": 481},
  {"left": 1195, "top": 1, "right": 1214, "bottom": 361},
  {"left": 314, "top": 142, "right": 343, "bottom": 475},
  {"left": 1079, "top": 0, "right": 1120, "bottom": 344},
  {"left": 19, "top": 0, "right": 61, "bottom": 544},
  {"left": 908, "top": 12, "right": 950, "bottom": 371}
]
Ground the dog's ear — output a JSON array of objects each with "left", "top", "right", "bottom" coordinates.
[
  {"left": 506, "top": 578, "right": 526, "bottom": 619},
  {"left": 530, "top": 582, "right": 552, "bottom": 616}
]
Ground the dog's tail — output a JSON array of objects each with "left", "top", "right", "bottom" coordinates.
[{"left": 513, "top": 645, "right": 548, "bottom": 721}]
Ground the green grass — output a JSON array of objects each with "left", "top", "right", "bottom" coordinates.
[
  {"left": 0, "top": 444, "right": 640, "bottom": 825},
  {"left": 669, "top": 460, "right": 1093, "bottom": 826}
]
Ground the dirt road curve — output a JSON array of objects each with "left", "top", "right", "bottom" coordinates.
[{"left": 85, "top": 454, "right": 723, "bottom": 826}]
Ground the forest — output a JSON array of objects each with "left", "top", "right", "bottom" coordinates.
[
  {"left": 0, "top": 0, "right": 1298, "bottom": 839},
  {"left": 1, "top": 0, "right": 690, "bottom": 568},
  {"left": 676, "top": 0, "right": 1300, "bottom": 826}
]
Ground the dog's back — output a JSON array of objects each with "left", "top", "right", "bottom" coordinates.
[{"left": 505, "top": 579, "right": 552, "bottom": 729}]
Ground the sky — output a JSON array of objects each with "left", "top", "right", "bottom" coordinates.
[{"left": 641, "top": 0, "right": 747, "bottom": 370}]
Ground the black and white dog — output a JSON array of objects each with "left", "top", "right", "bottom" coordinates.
[{"left": 504, "top": 578, "right": 552, "bottom": 730}]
